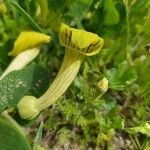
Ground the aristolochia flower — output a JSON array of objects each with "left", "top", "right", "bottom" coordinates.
[
  {"left": 17, "top": 24, "right": 104, "bottom": 120},
  {"left": 0, "top": 31, "right": 51, "bottom": 80}
]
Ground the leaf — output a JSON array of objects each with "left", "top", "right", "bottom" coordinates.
[
  {"left": 63, "top": 0, "right": 92, "bottom": 25},
  {"left": 127, "top": 123, "right": 150, "bottom": 137},
  {"left": 104, "top": 0, "right": 120, "bottom": 25},
  {"left": 0, "top": 64, "right": 50, "bottom": 112},
  {"left": 33, "top": 122, "right": 44, "bottom": 150},
  {"left": 10, "top": 1, "right": 42, "bottom": 32},
  {"left": 106, "top": 61, "right": 137, "bottom": 90},
  {"left": 0, "top": 68, "right": 3, "bottom": 76},
  {"left": 0, "top": 117, "right": 31, "bottom": 150},
  {"left": 46, "top": 0, "right": 66, "bottom": 31},
  {"left": 0, "top": 40, "right": 12, "bottom": 69}
]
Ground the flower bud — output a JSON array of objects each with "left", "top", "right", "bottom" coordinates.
[{"left": 98, "top": 77, "right": 109, "bottom": 93}]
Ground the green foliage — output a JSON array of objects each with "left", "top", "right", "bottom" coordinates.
[
  {"left": 0, "top": 64, "right": 50, "bottom": 112},
  {"left": 33, "top": 122, "right": 44, "bottom": 150},
  {"left": 0, "top": 0, "right": 150, "bottom": 149},
  {"left": 127, "top": 123, "right": 150, "bottom": 137},
  {"left": 104, "top": 0, "right": 120, "bottom": 25},
  {"left": 0, "top": 117, "right": 31, "bottom": 150},
  {"left": 57, "top": 127, "right": 71, "bottom": 145},
  {"left": 11, "top": 1, "right": 42, "bottom": 32},
  {"left": 106, "top": 61, "right": 137, "bottom": 90},
  {"left": 63, "top": 0, "right": 93, "bottom": 26}
]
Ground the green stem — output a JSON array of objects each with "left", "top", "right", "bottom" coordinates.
[
  {"left": 37, "top": 49, "right": 83, "bottom": 111},
  {"left": 11, "top": 1, "right": 43, "bottom": 32},
  {"left": 125, "top": 0, "right": 132, "bottom": 66},
  {"left": 135, "top": 135, "right": 141, "bottom": 150},
  {"left": 38, "top": 0, "right": 48, "bottom": 21},
  {"left": 129, "top": 134, "right": 139, "bottom": 149},
  {"left": 2, "top": 111, "right": 26, "bottom": 137}
]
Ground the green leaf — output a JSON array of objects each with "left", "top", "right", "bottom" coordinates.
[
  {"left": 127, "top": 123, "right": 150, "bottom": 137},
  {"left": 46, "top": 0, "right": 66, "bottom": 31},
  {"left": 0, "top": 64, "right": 50, "bottom": 112},
  {"left": 33, "top": 122, "right": 44, "bottom": 150},
  {"left": 106, "top": 61, "right": 137, "bottom": 90},
  {"left": 0, "top": 40, "right": 12, "bottom": 69},
  {"left": 0, "top": 68, "right": 2, "bottom": 76},
  {"left": 63, "top": 0, "right": 92, "bottom": 25},
  {"left": 10, "top": 1, "right": 42, "bottom": 32},
  {"left": 104, "top": 0, "right": 120, "bottom": 25},
  {"left": 0, "top": 117, "right": 31, "bottom": 150}
]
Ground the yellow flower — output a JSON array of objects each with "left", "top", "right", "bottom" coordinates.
[
  {"left": 59, "top": 24, "right": 104, "bottom": 56},
  {"left": 98, "top": 77, "right": 109, "bottom": 92},
  {"left": 9, "top": 31, "right": 51, "bottom": 56},
  {"left": 17, "top": 24, "right": 104, "bottom": 120}
]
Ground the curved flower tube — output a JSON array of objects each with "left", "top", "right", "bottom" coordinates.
[
  {"left": 0, "top": 48, "right": 39, "bottom": 80},
  {"left": 0, "top": 31, "right": 51, "bottom": 80},
  {"left": 17, "top": 24, "right": 104, "bottom": 120}
]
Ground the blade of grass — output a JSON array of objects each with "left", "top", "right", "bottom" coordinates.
[
  {"left": 33, "top": 122, "right": 44, "bottom": 150},
  {"left": 10, "top": 1, "right": 43, "bottom": 33}
]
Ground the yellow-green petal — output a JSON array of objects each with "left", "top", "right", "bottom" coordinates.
[
  {"left": 9, "top": 31, "right": 51, "bottom": 56},
  {"left": 59, "top": 24, "right": 104, "bottom": 56}
]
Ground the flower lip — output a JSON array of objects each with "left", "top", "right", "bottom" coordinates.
[
  {"left": 9, "top": 31, "right": 51, "bottom": 57},
  {"left": 59, "top": 24, "right": 104, "bottom": 56}
]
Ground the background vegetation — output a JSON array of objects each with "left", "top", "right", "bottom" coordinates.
[{"left": 0, "top": 0, "right": 150, "bottom": 149}]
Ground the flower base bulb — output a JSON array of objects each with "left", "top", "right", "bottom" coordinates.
[{"left": 17, "top": 96, "right": 39, "bottom": 120}]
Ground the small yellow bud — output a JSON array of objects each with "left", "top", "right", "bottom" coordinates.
[
  {"left": 59, "top": 24, "right": 104, "bottom": 56},
  {"left": 9, "top": 31, "right": 51, "bottom": 56},
  {"left": 17, "top": 96, "right": 39, "bottom": 120},
  {"left": 98, "top": 77, "right": 109, "bottom": 92}
]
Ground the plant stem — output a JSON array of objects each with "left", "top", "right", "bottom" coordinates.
[
  {"left": 38, "top": 0, "right": 48, "bottom": 21},
  {"left": 125, "top": 0, "right": 132, "bottom": 66},
  {"left": 2, "top": 111, "right": 26, "bottom": 137}
]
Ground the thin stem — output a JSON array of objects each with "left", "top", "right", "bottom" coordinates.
[
  {"left": 125, "top": 0, "right": 132, "bottom": 66},
  {"left": 2, "top": 111, "right": 26, "bottom": 137},
  {"left": 38, "top": 0, "right": 48, "bottom": 20},
  {"left": 129, "top": 134, "right": 139, "bottom": 149},
  {"left": 11, "top": 1, "right": 43, "bottom": 33},
  {"left": 37, "top": 49, "right": 83, "bottom": 111},
  {"left": 135, "top": 135, "right": 141, "bottom": 150},
  {"left": 131, "top": 7, "right": 150, "bottom": 53}
]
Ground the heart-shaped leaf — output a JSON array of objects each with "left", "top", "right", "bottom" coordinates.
[
  {"left": 0, "top": 63, "right": 50, "bottom": 112},
  {"left": 0, "top": 117, "right": 32, "bottom": 150}
]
